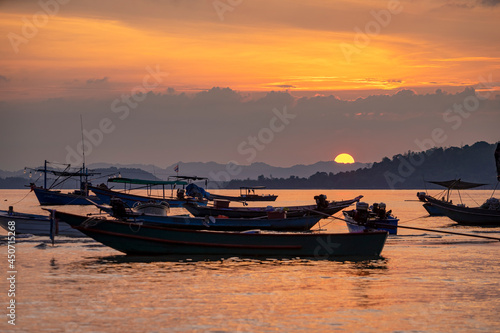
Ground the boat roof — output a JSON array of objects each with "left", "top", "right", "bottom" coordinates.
[
  {"left": 108, "top": 177, "right": 188, "bottom": 186},
  {"left": 427, "top": 179, "right": 487, "bottom": 190},
  {"left": 169, "top": 175, "right": 209, "bottom": 181}
]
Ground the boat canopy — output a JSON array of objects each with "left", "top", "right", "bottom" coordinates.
[
  {"left": 38, "top": 170, "right": 100, "bottom": 177},
  {"left": 108, "top": 177, "right": 187, "bottom": 186},
  {"left": 169, "top": 175, "right": 209, "bottom": 181},
  {"left": 427, "top": 179, "right": 487, "bottom": 190}
]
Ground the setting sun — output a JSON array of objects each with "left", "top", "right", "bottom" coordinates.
[{"left": 334, "top": 153, "right": 355, "bottom": 164}]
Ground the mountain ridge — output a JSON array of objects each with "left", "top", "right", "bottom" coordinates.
[{"left": 1, "top": 141, "right": 497, "bottom": 189}]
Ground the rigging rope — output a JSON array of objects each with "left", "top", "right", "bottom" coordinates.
[
  {"left": 490, "top": 181, "right": 499, "bottom": 199},
  {"left": 9, "top": 189, "right": 33, "bottom": 206}
]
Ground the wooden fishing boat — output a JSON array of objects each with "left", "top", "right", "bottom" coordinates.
[
  {"left": 210, "top": 186, "right": 278, "bottom": 202},
  {"left": 51, "top": 210, "right": 388, "bottom": 257},
  {"left": 343, "top": 202, "right": 399, "bottom": 235},
  {"left": 28, "top": 160, "right": 101, "bottom": 206},
  {"left": 184, "top": 182, "right": 278, "bottom": 203},
  {"left": 416, "top": 144, "right": 500, "bottom": 226},
  {"left": 89, "top": 177, "right": 208, "bottom": 208},
  {"left": 0, "top": 208, "right": 85, "bottom": 237},
  {"left": 416, "top": 179, "right": 488, "bottom": 216},
  {"left": 418, "top": 194, "right": 500, "bottom": 226},
  {"left": 92, "top": 199, "right": 324, "bottom": 231},
  {"left": 183, "top": 195, "right": 363, "bottom": 219}
]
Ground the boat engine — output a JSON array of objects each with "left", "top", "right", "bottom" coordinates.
[
  {"left": 110, "top": 198, "right": 128, "bottom": 219},
  {"left": 314, "top": 194, "right": 329, "bottom": 209},
  {"left": 354, "top": 202, "right": 369, "bottom": 224},
  {"left": 177, "top": 188, "right": 185, "bottom": 199},
  {"left": 378, "top": 202, "right": 387, "bottom": 219}
]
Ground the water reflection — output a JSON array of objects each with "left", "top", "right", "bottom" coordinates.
[{"left": 75, "top": 253, "right": 387, "bottom": 267}]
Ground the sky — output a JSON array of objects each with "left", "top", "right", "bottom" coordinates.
[{"left": 0, "top": 0, "right": 499, "bottom": 171}]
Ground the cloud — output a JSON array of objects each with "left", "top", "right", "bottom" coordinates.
[
  {"left": 86, "top": 77, "right": 109, "bottom": 85},
  {"left": 267, "top": 84, "right": 296, "bottom": 89},
  {"left": 443, "top": 0, "right": 500, "bottom": 8},
  {"left": 0, "top": 75, "right": 10, "bottom": 82},
  {"left": 478, "top": 0, "right": 500, "bottom": 6},
  {"left": 0, "top": 86, "right": 498, "bottom": 171}
]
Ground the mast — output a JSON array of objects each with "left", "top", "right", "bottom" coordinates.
[
  {"left": 44, "top": 160, "right": 47, "bottom": 189},
  {"left": 80, "top": 115, "right": 87, "bottom": 194}
]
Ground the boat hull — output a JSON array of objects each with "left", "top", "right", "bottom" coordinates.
[
  {"left": 33, "top": 187, "right": 100, "bottom": 206},
  {"left": 183, "top": 197, "right": 359, "bottom": 219},
  {"left": 422, "top": 203, "right": 445, "bottom": 216},
  {"left": 423, "top": 196, "right": 500, "bottom": 226},
  {"left": 210, "top": 194, "right": 278, "bottom": 202},
  {"left": 89, "top": 186, "right": 207, "bottom": 208},
  {"left": 54, "top": 211, "right": 388, "bottom": 258},
  {"left": 0, "top": 210, "right": 85, "bottom": 237},
  {"left": 343, "top": 211, "right": 399, "bottom": 235},
  {"left": 122, "top": 214, "right": 323, "bottom": 231}
]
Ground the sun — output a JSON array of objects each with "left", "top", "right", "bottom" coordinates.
[{"left": 334, "top": 153, "right": 355, "bottom": 164}]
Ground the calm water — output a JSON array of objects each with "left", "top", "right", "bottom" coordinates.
[{"left": 1, "top": 189, "right": 499, "bottom": 332}]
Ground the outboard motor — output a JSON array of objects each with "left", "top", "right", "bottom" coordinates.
[
  {"left": 354, "top": 202, "right": 369, "bottom": 224},
  {"left": 416, "top": 192, "right": 426, "bottom": 202},
  {"left": 314, "top": 194, "right": 329, "bottom": 209},
  {"left": 372, "top": 202, "right": 379, "bottom": 214},
  {"left": 378, "top": 202, "right": 387, "bottom": 219},
  {"left": 110, "top": 198, "right": 128, "bottom": 219}
]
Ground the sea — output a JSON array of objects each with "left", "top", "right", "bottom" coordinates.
[{"left": 0, "top": 188, "right": 499, "bottom": 333}]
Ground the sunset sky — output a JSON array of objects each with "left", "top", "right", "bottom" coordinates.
[{"left": 0, "top": 0, "right": 499, "bottom": 171}]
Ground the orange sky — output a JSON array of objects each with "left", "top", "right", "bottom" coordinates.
[{"left": 1, "top": 0, "right": 499, "bottom": 101}]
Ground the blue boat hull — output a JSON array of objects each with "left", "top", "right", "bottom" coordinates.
[
  {"left": 33, "top": 187, "right": 101, "bottom": 206},
  {"left": 122, "top": 214, "right": 323, "bottom": 231}
]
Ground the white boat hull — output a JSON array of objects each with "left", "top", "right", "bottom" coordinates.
[{"left": 0, "top": 211, "right": 85, "bottom": 237}]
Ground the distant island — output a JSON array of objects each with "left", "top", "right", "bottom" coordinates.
[{"left": 0, "top": 141, "right": 498, "bottom": 189}]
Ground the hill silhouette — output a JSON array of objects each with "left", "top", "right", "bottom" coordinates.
[{"left": 224, "top": 141, "right": 499, "bottom": 189}]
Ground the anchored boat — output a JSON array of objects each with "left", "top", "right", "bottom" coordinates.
[
  {"left": 51, "top": 210, "right": 389, "bottom": 258},
  {"left": 343, "top": 202, "right": 399, "bottom": 235}
]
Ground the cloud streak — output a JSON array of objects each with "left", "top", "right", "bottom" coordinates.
[{"left": 86, "top": 77, "right": 109, "bottom": 85}]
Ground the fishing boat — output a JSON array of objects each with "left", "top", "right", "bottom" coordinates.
[
  {"left": 0, "top": 207, "right": 84, "bottom": 237},
  {"left": 416, "top": 143, "right": 500, "bottom": 226},
  {"left": 417, "top": 194, "right": 500, "bottom": 226},
  {"left": 416, "top": 179, "right": 488, "bottom": 216},
  {"left": 27, "top": 160, "right": 101, "bottom": 206},
  {"left": 88, "top": 177, "right": 208, "bottom": 208},
  {"left": 185, "top": 183, "right": 278, "bottom": 203},
  {"left": 343, "top": 202, "right": 399, "bottom": 235},
  {"left": 183, "top": 195, "right": 363, "bottom": 219},
  {"left": 92, "top": 198, "right": 324, "bottom": 231},
  {"left": 211, "top": 186, "right": 278, "bottom": 202},
  {"left": 51, "top": 210, "right": 388, "bottom": 257}
]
